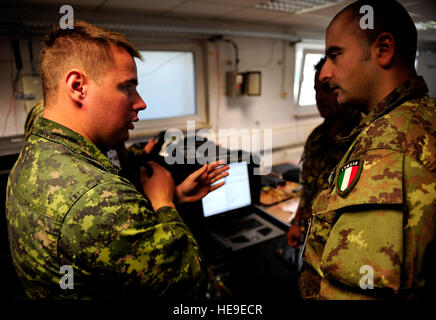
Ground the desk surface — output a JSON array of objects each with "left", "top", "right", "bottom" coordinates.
[
  {"left": 257, "top": 178, "right": 301, "bottom": 227},
  {"left": 256, "top": 197, "right": 299, "bottom": 227}
]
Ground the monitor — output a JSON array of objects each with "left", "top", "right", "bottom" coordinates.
[{"left": 202, "top": 162, "right": 252, "bottom": 217}]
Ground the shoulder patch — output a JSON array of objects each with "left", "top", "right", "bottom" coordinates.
[{"left": 337, "top": 160, "right": 363, "bottom": 197}]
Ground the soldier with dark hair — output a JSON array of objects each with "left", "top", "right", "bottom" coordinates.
[
  {"left": 287, "top": 57, "right": 361, "bottom": 298},
  {"left": 301, "top": 0, "right": 436, "bottom": 299},
  {"left": 287, "top": 57, "right": 361, "bottom": 247},
  {"left": 6, "top": 21, "right": 228, "bottom": 299}
]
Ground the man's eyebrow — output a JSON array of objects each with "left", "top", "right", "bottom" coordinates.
[
  {"left": 325, "top": 46, "right": 342, "bottom": 57},
  {"left": 121, "top": 78, "right": 138, "bottom": 86}
]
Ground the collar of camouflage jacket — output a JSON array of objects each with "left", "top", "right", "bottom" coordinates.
[
  {"left": 329, "top": 109, "right": 363, "bottom": 145},
  {"left": 337, "top": 76, "right": 429, "bottom": 142},
  {"left": 32, "top": 117, "right": 120, "bottom": 175}
]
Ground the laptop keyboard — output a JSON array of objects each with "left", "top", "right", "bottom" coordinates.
[{"left": 220, "top": 218, "right": 263, "bottom": 237}]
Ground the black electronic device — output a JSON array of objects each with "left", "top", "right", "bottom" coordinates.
[
  {"left": 200, "top": 161, "right": 285, "bottom": 251},
  {"left": 271, "top": 163, "right": 301, "bottom": 183}
]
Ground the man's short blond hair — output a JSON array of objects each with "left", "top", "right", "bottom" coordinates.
[{"left": 40, "top": 20, "right": 142, "bottom": 104}]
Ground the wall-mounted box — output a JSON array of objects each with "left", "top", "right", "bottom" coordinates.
[
  {"left": 225, "top": 71, "right": 261, "bottom": 97},
  {"left": 245, "top": 71, "right": 261, "bottom": 96},
  {"left": 226, "top": 71, "right": 244, "bottom": 97}
]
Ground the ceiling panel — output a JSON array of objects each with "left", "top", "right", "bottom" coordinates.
[
  {"left": 299, "top": 0, "right": 354, "bottom": 18},
  {"left": 222, "top": 7, "right": 289, "bottom": 23},
  {"left": 271, "top": 13, "right": 331, "bottom": 28},
  {"left": 195, "top": 0, "right": 262, "bottom": 5},
  {"left": 11, "top": 0, "right": 436, "bottom": 40},
  {"left": 102, "top": 0, "right": 185, "bottom": 12},
  {"left": 163, "top": 1, "right": 242, "bottom": 18},
  {"left": 400, "top": 0, "right": 436, "bottom": 22},
  {"left": 22, "top": 0, "right": 104, "bottom": 8}
]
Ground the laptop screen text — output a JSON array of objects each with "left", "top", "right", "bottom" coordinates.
[{"left": 202, "top": 162, "right": 252, "bottom": 217}]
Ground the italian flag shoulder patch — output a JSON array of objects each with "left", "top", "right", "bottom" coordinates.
[{"left": 337, "top": 160, "right": 363, "bottom": 197}]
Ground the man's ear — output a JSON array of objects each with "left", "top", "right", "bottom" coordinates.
[
  {"left": 373, "top": 32, "right": 395, "bottom": 68},
  {"left": 65, "top": 69, "right": 87, "bottom": 106}
]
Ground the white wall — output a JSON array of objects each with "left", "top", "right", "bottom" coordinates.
[
  {"left": 0, "top": 34, "right": 322, "bottom": 165},
  {"left": 205, "top": 36, "right": 323, "bottom": 165},
  {"left": 0, "top": 37, "right": 43, "bottom": 138},
  {"left": 1, "top": 32, "right": 435, "bottom": 166},
  {"left": 0, "top": 38, "right": 25, "bottom": 137},
  {"left": 417, "top": 49, "right": 436, "bottom": 97}
]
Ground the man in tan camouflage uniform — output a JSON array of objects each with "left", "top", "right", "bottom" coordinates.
[
  {"left": 287, "top": 58, "right": 361, "bottom": 247},
  {"left": 287, "top": 58, "right": 361, "bottom": 299},
  {"left": 301, "top": 0, "right": 436, "bottom": 299},
  {"left": 6, "top": 21, "right": 228, "bottom": 299}
]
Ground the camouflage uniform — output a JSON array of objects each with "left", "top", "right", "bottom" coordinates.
[
  {"left": 24, "top": 100, "right": 44, "bottom": 141},
  {"left": 297, "top": 110, "right": 361, "bottom": 300},
  {"left": 298, "top": 110, "right": 362, "bottom": 226},
  {"left": 302, "top": 76, "right": 436, "bottom": 299},
  {"left": 6, "top": 116, "right": 206, "bottom": 299},
  {"left": 23, "top": 101, "right": 147, "bottom": 187}
]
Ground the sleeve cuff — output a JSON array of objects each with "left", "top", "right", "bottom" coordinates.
[{"left": 155, "top": 206, "right": 184, "bottom": 224}]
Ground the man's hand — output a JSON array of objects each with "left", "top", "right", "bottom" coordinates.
[
  {"left": 144, "top": 138, "right": 157, "bottom": 154},
  {"left": 140, "top": 161, "right": 175, "bottom": 211},
  {"left": 287, "top": 207, "right": 304, "bottom": 248},
  {"left": 287, "top": 224, "right": 303, "bottom": 248},
  {"left": 175, "top": 161, "right": 230, "bottom": 205}
]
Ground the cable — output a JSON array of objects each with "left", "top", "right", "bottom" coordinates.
[
  {"left": 209, "top": 36, "right": 238, "bottom": 128},
  {"left": 223, "top": 39, "right": 239, "bottom": 74},
  {"left": 13, "top": 75, "right": 18, "bottom": 134},
  {"left": 215, "top": 41, "right": 221, "bottom": 131},
  {"left": 247, "top": 39, "right": 277, "bottom": 69},
  {"left": 137, "top": 52, "right": 185, "bottom": 77},
  {"left": 28, "top": 39, "right": 37, "bottom": 75},
  {"left": 2, "top": 45, "right": 16, "bottom": 136}
]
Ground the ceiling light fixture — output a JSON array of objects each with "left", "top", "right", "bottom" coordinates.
[
  {"left": 415, "top": 20, "right": 436, "bottom": 31},
  {"left": 254, "top": 0, "right": 344, "bottom": 15}
]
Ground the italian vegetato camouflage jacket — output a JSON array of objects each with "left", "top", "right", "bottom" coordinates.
[
  {"left": 302, "top": 76, "right": 436, "bottom": 300},
  {"left": 6, "top": 117, "right": 206, "bottom": 299},
  {"left": 298, "top": 110, "right": 362, "bottom": 227}
]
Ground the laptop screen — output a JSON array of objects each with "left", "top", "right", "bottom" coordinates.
[{"left": 202, "top": 161, "right": 252, "bottom": 217}]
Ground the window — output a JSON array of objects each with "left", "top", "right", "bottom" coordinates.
[
  {"left": 298, "top": 53, "right": 324, "bottom": 106},
  {"left": 129, "top": 42, "right": 207, "bottom": 139},
  {"left": 135, "top": 51, "right": 196, "bottom": 120},
  {"left": 293, "top": 42, "right": 324, "bottom": 111}
]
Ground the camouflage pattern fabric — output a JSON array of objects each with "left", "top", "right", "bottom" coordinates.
[
  {"left": 23, "top": 101, "right": 147, "bottom": 186},
  {"left": 24, "top": 100, "right": 44, "bottom": 141},
  {"left": 298, "top": 110, "right": 362, "bottom": 227},
  {"left": 6, "top": 116, "right": 206, "bottom": 299},
  {"left": 302, "top": 76, "right": 436, "bottom": 299}
]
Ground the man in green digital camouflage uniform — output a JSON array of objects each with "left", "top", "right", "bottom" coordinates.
[
  {"left": 24, "top": 100, "right": 44, "bottom": 142},
  {"left": 6, "top": 21, "right": 228, "bottom": 299},
  {"left": 24, "top": 100, "right": 157, "bottom": 189},
  {"left": 301, "top": 0, "right": 436, "bottom": 299}
]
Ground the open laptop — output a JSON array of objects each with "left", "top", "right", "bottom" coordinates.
[{"left": 201, "top": 161, "right": 285, "bottom": 251}]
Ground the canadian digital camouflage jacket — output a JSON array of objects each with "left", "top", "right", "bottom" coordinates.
[
  {"left": 302, "top": 76, "right": 436, "bottom": 299},
  {"left": 23, "top": 100, "right": 148, "bottom": 187},
  {"left": 6, "top": 117, "right": 206, "bottom": 299},
  {"left": 298, "top": 110, "right": 362, "bottom": 227}
]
